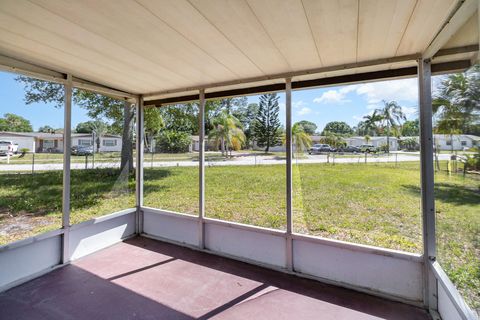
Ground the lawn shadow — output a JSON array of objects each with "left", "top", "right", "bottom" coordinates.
[
  {"left": 0, "top": 168, "right": 154, "bottom": 216},
  {"left": 143, "top": 168, "right": 174, "bottom": 180},
  {"left": 142, "top": 168, "right": 179, "bottom": 194},
  {"left": 401, "top": 182, "right": 480, "bottom": 206}
]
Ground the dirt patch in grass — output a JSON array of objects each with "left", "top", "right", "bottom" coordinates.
[{"left": 0, "top": 211, "right": 59, "bottom": 244}]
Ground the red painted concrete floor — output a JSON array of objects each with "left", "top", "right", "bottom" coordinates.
[{"left": 0, "top": 236, "right": 430, "bottom": 320}]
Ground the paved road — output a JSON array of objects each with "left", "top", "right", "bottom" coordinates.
[{"left": 0, "top": 152, "right": 455, "bottom": 172}]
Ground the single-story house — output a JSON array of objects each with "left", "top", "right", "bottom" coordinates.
[
  {"left": 433, "top": 134, "right": 479, "bottom": 151},
  {"left": 398, "top": 134, "right": 480, "bottom": 151},
  {"left": 0, "top": 132, "right": 122, "bottom": 153},
  {"left": 72, "top": 134, "right": 123, "bottom": 153}
]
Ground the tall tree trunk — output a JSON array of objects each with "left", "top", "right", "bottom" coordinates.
[
  {"left": 96, "top": 137, "right": 100, "bottom": 153},
  {"left": 386, "top": 124, "right": 390, "bottom": 154},
  {"left": 220, "top": 136, "right": 225, "bottom": 156},
  {"left": 265, "top": 131, "right": 270, "bottom": 153},
  {"left": 121, "top": 101, "right": 134, "bottom": 173},
  {"left": 144, "top": 134, "right": 150, "bottom": 153}
]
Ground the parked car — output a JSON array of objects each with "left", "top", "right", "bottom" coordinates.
[
  {"left": 0, "top": 140, "right": 19, "bottom": 156},
  {"left": 44, "top": 147, "right": 62, "bottom": 153},
  {"left": 308, "top": 144, "right": 336, "bottom": 154},
  {"left": 71, "top": 145, "right": 94, "bottom": 156},
  {"left": 338, "top": 145, "right": 360, "bottom": 153},
  {"left": 359, "top": 144, "right": 377, "bottom": 153}
]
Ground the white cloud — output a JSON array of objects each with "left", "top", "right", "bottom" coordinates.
[
  {"left": 401, "top": 106, "right": 418, "bottom": 118},
  {"left": 293, "top": 100, "right": 307, "bottom": 109},
  {"left": 312, "top": 85, "right": 358, "bottom": 104},
  {"left": 298, "top": 107, "right": 311, "bottom": 116},
  {"left": 313, "top": 78, "right": 417, "bottom": 107},
  {"left": 313, "top": 90, "right": 350, "bottom": 104},
  {"left": 339, "top": 85, "right": 358, "bottom": 94},
  {"left": 355, "top": 78, "right": 418, "bottom": 104}
]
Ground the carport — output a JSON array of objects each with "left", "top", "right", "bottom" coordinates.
[{"left": 0, "top": 1, "right": 478, "bottom": 319}]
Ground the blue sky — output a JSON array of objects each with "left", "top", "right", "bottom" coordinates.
[
  {"left": 1, "top": 69, "right": 426, "bottom": 132},
  {"left": 0, "top": 71, "right": 91, "bottom": 130}
]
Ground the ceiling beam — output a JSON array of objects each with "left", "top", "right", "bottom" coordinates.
[
  {"left": 143, "top": 54, "right": 421, "bottom": 100},
  {"left": 423, "top": 0, "right": 478, "bottom": 59},
  {"left": 71, "top": 78, "right": 137, "bottom": 101},
  {"left": 0, "top": 53, "right": 136, "bottom": 101},
  {"left": 0, "top": 54, "right": 67, "bottom": 84},
  {"left": 434, "top": 44, "right": 479, "bottom": 57},
  {"left": 143, "top": 44, "right": 477, "bottom": 104},
  {"left": 144, "top": 60, "right": 471, "bottom": 107}
]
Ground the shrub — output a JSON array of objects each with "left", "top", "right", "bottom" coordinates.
[
  {"left": 19, "top": 148, "right": 29, "bottom": 158},
  {"left": 379, "top": 143, "right": 389, "bottom": 152},
  {"left": 399, "top": 138, "right": 419, "bottom": 151},
  {"left": 461, "top": 148, "right": 480, "bottom": 171},
  {"left": 156, "top": 130, "right": 191, "bottom": 153}
]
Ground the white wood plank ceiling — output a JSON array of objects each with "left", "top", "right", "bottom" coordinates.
[{"left": 0, "top": 0, "right": 477, "bottom": 96}]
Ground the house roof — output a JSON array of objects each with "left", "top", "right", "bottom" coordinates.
[
  {"left": 0, "top": 132, "right": 121, "bottom": 139},
  {"left": 433, "top": 134, "right": 480, "bottom": 140},
  {"left": 0, "top": 0, "right": 478, "bottom": 103},
  {"left": 344, "top": 136, "right": 399, "bottom": 141},
  {"left": 0, "top": 132, "right": 36, "bottom": 138}
]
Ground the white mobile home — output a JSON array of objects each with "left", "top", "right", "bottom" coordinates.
[
  {"left": 0, "top": 132, "right": 122, "bottom": 153},
  {"left": 433, "top": 134, "right": 479, "bottom": 151}
]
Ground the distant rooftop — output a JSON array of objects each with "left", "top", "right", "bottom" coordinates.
[{"left": 0, "top": 132, "right": 121, "bottom": 139}]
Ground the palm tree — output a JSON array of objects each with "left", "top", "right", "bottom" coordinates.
[
  {"left": 283, "top": 123, "right": 312, "bottom": 157},
  {"left": 91, "top": 121, "right": 108, "bottom": 153},
  {"left": 364, "top": 134, "right": 371, "bottom": 144},
  {"left": 208, "top": 111, "right": 245, "bottom": 158},
  {"left": 362, "top": 110, "right": 382, "bottom": 136},
  {"left": 320, "top": 131, "right": 344, "bottom": 149},
  {"left": 376, "top": 101, "right": 406, "bottom": 153},
  {"left": 433, "top": 66, "right": 480, "bottom": 153}
]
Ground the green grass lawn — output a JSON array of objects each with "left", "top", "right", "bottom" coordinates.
[
  {"left": 0, "top": 162, "right": 478, "bottom": 309},
  {"left": 0, "top": 169, "right": 135, "bottom": 243}
]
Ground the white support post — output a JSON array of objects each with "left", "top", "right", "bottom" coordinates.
[
  {"left": 418, "top": 59, "right": 438, "bottom": 311},
  {"left": 61, "top": 74, "right": 72, "bottom": 264},
  {"left": 135, "top": 96, "right": 144, "bottom": 234},
  {"left": 198, "top": 89, "right": 206, "bottom": 249},
  {"left": 285, "top": 78, "right": 293, "bottom": 271}
]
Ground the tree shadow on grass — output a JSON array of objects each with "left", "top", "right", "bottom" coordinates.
[
  {"left": 143, "top": 168, "right": 185, "bottom": 194},
  {"left": 144, "top": 168, "right": 175, "bottom": 180},
  {"left": 0, "top": 168, "right": 173, "bottom": 218},
  {"left": 401, "top": 182, "right": 480, "bottom": 206}
]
